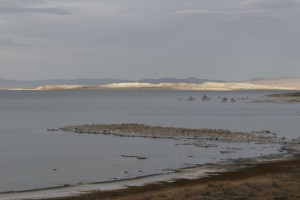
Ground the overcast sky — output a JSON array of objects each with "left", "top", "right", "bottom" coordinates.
[{"left": 0, "top": 0, "right": 299, "bottom": 81}]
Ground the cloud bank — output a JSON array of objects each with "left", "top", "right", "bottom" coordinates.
[
  {"left": 0, "top": 0, "right": 299, "bottom": 80},
  {"left": 0, "top": 6, "right": 72, "bottom": 15}
]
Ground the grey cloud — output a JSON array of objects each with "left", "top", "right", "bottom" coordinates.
[
  {"left": 0, "top": 38, "right": 21, "bottom": 47},
  {"left": 243, "top": 0, "right": 300, "bottom": 9},
  {"left": 170, "top": 0, "right": 300, "bottom": 20},
  {"left": 0, "top": 6, "right": 72, "bottom": 15},
  {"left": 171, "top": 9, "right": 228, "bottom": 16},
  {"left": 170, "top": 9, "right": 268, "bottom": 17},
  {"left": 169, "top": 8, "right": 300, "bottom": 22},
  {"left": 0, "top": 0, "right": 299, "bottom": 80},
  {"left": 0, "top": 0, "right": 47, "bottom": 6},
  {"left": 168, "top": 9, "right": 278, "bottom": 21},
  {"left": 0, "top": 37, "right": 31, "bottom": 47}
]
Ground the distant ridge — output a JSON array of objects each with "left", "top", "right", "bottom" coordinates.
[
  {"left": 139, "top": 77, "right": 226, "bottom": 84},
  {"left": 1, "top": 77, "right": 300, "bottom": 90},
  {"left": 13, "top": 82, "right": 296, "bottom": 91},
  {"left": 0, "top": 77, "right": 225, "bottom": 89},
  {"left": 246, "top": 77, "right": 300, "bottom": 90},
  {"left": 0, "top": 78, "right": 132, "bottom": 89}
]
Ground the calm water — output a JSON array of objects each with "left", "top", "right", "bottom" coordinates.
[{"left": 0, "top": 90, "right": 299, "bottom": 192}]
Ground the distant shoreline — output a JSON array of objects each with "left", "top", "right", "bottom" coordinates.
[{"left": 8, "top": 81, "right": 299, "bottom": 91}]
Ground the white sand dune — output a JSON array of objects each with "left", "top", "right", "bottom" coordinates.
[
  {"left": 246, "top": 77, "right": 300, "bottom": 90},
  {"left": 13, "top": 81, "right": 297, "bottom": 91},
  {"left": 102, "top": 82, "right": 295, "bottom": 90}
]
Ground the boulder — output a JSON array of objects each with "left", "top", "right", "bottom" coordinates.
[
  {"left": 188, "top": 96, "right": 195, "bottom": 101},
  {"left": 47, "top": 129, "right": 59, "bottom": 132},
  {"left": 222, "top": 97, "right": 228, "bottom": 103},
  {"left": 202, "top": 94, "right": 210, "bottom": 101}
]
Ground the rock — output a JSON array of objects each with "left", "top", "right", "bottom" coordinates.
[
  {"left": 220, "top": 150, "right": 235, "bottom": 154},
  {"left": 202, "top": 94, "right": 210, "bottom": 101},
  {"left": 227, "top": 147, "right": 242, "bottom": 151},
  {"left": 230, "top": 98, "right": 236, "bottom": 102},
  {"left": 187, "top": 96, "right": 195, "bottom": 101},
  {"left": 120, "top": 155, "right": 147, "bottom": 160},
  {"left": 254, "top": 130, "right": 271, "bottom": 135},
  {"left": 47, "top": 129, "right": 59, "bottom": 132},
  {"left": 222, "top": 97, "right": 228, "bottom": 103},
  {"left": 291, "top": 137, "right": 300, "bottom": 144},
  {"left": 195, "top": 143, "right": 218, "bottom": 148},
  {"left": 283, "top": 144, "right": 300, "bottom": 152}
]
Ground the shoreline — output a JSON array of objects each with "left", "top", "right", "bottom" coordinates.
[
  {"left": 0, "top": 152, "right": 297, "bottom": 200},
  {"left": 53, "top": 154, "right": 300, "bottom": 200},
  {"left": 2, "top": 124, "right": 299, "bottom": 199}
]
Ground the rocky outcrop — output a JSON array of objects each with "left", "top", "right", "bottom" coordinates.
[
  {"left": 202, "top": 95, "right": 210, "bottom": 101},
  {"left": 267, "top": 92, "right": 300, "bottom": 97},
  {"left": 252, "top": 92, "right": 300, "bottom": 103},
  {"left": 47, "top": 129, "right": 59, "bottom": 131},
  {"left": 59, "top": 123, "right": 282, "bottom": 143},
  {"left": 119, "top": 155, "right": 147, "bottom": 160},
  {"left": 222, "top": 98, "right": 228, "bottom": 103},
  {"left": 187, "top": 96, "right": 195, "bottom": 101}
]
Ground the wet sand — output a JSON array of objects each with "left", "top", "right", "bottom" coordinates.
[{"left": 45, "top": 155, "right": 300, "bottom": 200}]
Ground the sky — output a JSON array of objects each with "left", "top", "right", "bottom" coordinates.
[{"left": 0, "top": 0, "right": 299, "bottom": 81}]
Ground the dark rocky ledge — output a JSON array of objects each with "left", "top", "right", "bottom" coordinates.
[{"left": 266, "top": 92, "right": 300, "bottom": 97}]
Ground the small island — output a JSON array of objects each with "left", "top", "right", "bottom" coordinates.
[{"left": 59, "top": 123, "right": 283, "bottom": 143}]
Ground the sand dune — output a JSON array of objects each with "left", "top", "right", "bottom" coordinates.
[
  {"left": 246, "top": 77, "right": 300, "bottom": 90},
  {"left": 14, "top": 81, "right": 297, "bottom": 91}
]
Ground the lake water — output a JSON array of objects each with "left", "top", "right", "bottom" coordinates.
[{"left": 0, "top": 90, "right": 299, "bottom": 193}]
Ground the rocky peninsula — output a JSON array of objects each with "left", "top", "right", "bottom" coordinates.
[
  {"left": 59, "top": 123, "right": 283, "bottom": 143},
  {"left": 252, "top": 92, "right": 300, "bottom": 103}
]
